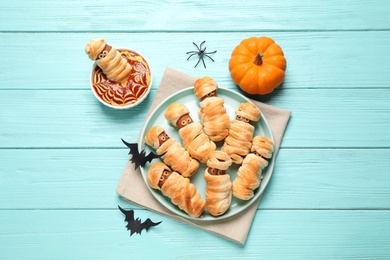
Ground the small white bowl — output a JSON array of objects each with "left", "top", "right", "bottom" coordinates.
[{"left": 89, "top": 48, "right": 152, "bottom": 109}]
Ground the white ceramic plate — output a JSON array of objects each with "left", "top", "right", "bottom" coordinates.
[{"left": 138, "top": 87, "right": 274, "bottom": 221}]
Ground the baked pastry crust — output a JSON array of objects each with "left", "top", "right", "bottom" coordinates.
[
  {"left": 204, "top": 151, "right": 232, "bottom": 216},
  {"left": 222, "top": 102, "right": 261, "bottom": 164},
  {"left": 252, "top": 136, "right": 274, "bottom": 159},
  {"left": 232, "top": 136, "right": 274, "bottom": 200},
  {"left": 207, "top": 150, "right": 232, "bottom": 171},
  {"left": 198, "top": 97, "right": 230, "bottom": 142},
  {"left": 222, "top": 119, "right": 254, "bottom": 164},
  {"left": 235, "top": 102, "right": 261, "bottom": 122},
  {"left": 165, "top": 103, "right": 216, "bottom": 163},
  {"left": 164, "top": 103, "right": 190, "bottom": 126},
  {"left": 194, "top": 76, "right": 218, "bottom": 99},
  {"left": 85, "top": 38, "right": 131, "bottom": 83},
  {"left": 147, "top": 162, "right": 206, "bottom": 218},
  {"left": 178, "top": 123, "right": 216, "bottom": 163},
  {"left": 85, "top": 38, "right": 106, "bottom": 61},
  {"left": 145, "top": 126, "right": 199, "bottom": 177},
  {"left": 158, "top": 138, "right": 199, "bottom": 177},
  {"left": 194, "top": 77, "right": 230, "bottom": 141}
]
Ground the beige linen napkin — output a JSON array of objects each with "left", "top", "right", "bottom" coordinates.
[{"left": 116, "top": 67, "right": 291, "bottom": 244}]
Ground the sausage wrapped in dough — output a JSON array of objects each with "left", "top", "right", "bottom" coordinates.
[
  {"left": 164, "top": 103, "right": 216, "bottom": 163},
  {"left": 147, "top": 162, "right": 206, "bottom": 218},
  {"left": 232, "top": 136, "right": 274, "bottom": 200},
  {"left": 145, "top": 126, "right": 199, "bottom": 177},
  {"left": 222, "top": 102, "right": 261, "bottom": 164},
  {"left": 85, "top": 38, "right": 132, "bottom": 83},
  {"left": 204, "top": 151, "right": 232, "bottom": 216},
  {"left": 194, "top": 76, "right": 230, "bottom": 142}
]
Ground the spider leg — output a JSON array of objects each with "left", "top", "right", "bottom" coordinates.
[
  {"left": 204, "top": 50, "right": 217, "bottom": 55},
  {"left": 194, "top": 57, "right": 202, "bottom": 68},
  {"left": 187, "top": 53, "right": 198, "bottom": 60},
  {"left": 192, "top": 42, "right": 201, "bottom": 51},
  {"left": 201, "top": 57, "right": 207, "bottom": 68},
  {"left": 199, "top": 41, "right": 206, "bottom": 51},
  {"left": 186, "top": 51, "right": 198, "bottom": 54},
  {"left": 204, "top": 54, "right": 215, "bottom": 62}
]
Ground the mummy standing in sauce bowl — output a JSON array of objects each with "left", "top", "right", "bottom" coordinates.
[{"left": 85, "top": 38, "right": 152, "bottom": 109}]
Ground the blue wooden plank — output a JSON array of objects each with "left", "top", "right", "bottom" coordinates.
[
  {"left": 0, "top": 0, "right": 389, "bottom": 32},
  {"left": 1, "top": 32, "right": 390, "bottom": 90},
  {"left": 0, "top": 0, "right": 389, "bottom": 257},
  {"left": 1, "top": 149, "right": 389, "bottom": 209},
  {"left": 0, "top": 88, "right": 389, "bottom": 148},
  {"left": 0, "top": 209, "right": 389, "bottom": 258}
]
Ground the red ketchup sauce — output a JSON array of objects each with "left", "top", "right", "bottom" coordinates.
[{"left": 92, "top": 50, "right": 151, "bottom": 107}]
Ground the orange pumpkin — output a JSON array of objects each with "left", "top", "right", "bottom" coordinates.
[{"left": 229, "top": 36, "right": 287, "bottom": 95}]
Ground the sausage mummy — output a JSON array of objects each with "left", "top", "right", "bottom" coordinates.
[
  {"left": 204, "top": 151, "right": 233, "bottom": 217},
  {"left": 194, "top": 76, "right": 230, "bottom": 142},
  {"left": 85, "top": 38, "right": 132, "bottom": 83},
  {"left": 147, "top": 162, "right": 206, "bottom": 218},
  {"left": 164, "top": 103, "right": 216, "bottom": 163},
  {"left": 232, "top": 136, "right": 274, "bottom": 200},
  {"left": 222, "top": 102, "right": 261, "bottom": 164},
  {"left": 145, "top": 126, "right": 199, "bottom": 177}
]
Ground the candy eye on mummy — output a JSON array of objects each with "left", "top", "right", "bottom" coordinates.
[
  {"left": 236, "top": 115, "right": 250, "bottom": 123},
  {"left": 181, "top": 118, "right": 192, "bottom": 126},
  {"left": 98, "top": 50, "right": 109, "bottom": 60},
  {"left": 209, "top": 168, "right": 224, "bottom": 175},
  {"left": 210, "top": 91, "right": 216, "bottom": 96},
  {"left": 178, "top": 115, "right": 193, "bottom": 128},
  {"left": 158, "top": 132, "right": 170, "bottom": 145},
  {"left": 200, "top": 90, "right": 217, "bottom": 101},
  {"left": 160, "top": 133, "right": 170, "bottom": 142},
  {"left": 206, "top": 91, "right": 216, "bottom": 98},
  {"left": 159, "top": 170, "right": 171, "bottom": 181}
]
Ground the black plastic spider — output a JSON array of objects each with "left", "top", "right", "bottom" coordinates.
[{"left": 186, "top": 41, "right": 217, "bottom": 68}]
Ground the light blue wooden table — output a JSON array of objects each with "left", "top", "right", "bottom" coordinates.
[{"left": 1, "top": 0, "right": 390, "bottom": 258}]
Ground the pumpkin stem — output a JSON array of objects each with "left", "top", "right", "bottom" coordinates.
[{"left": 253, "top": 52, "right": 264, "bottom": 66}]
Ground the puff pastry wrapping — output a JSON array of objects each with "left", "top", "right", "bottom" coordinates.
[
  {"left": 194, "top": 76, "right": 230, "bottom": 142},
  {"left": 178, "top": 123, "right": 216, "bottom": 163},
  {"left": 162, "top": 171, "right": 206, "bottom": 218},
  {"left": 144, "top": 126, "right": 199, "bottom": 177},
  {"left": 157, "top": 138, "right": 199, "bottom": 177},
  {"left": 222, "top": 119, "right": 255, "bottom": 164},
  {"left": 198, "top": 97, "right": 230, "bottom": 142},
  {"left": 204, "top": 171, "right": 232, "bottom": 216},
  {"left": 221, "top": 102, "right": 261, "bottom": 164},
  {"left": 232, "top": 136, "right": 274, "bottom": 200},
  {"left": 204, "top": 151, "right": 233, "bottom": 216},
  {"left": 235, "top": 102, "right": 261, "bottom": 122},
  {"left": 164, "top": 103, "right": 190, "bottom": 127},
  {"left": 164, "top": 103, "right": 216, "bottom": 163},
  {"left": 96, "top": 46, "right": 132, "bottom": 83},
  {"left": 194, "top": 76, "right": 218, "bottom": 99},
  {"left": 85, "top": 39, "right": 131, "bottom": 83},
  {"left": 147, "top": 162, "right": 205, "bottom": 218}
]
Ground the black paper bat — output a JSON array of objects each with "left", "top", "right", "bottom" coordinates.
[
  {"left": 121, "top": 139, "right": 160, "bottom": 170},
  {"left": 118, "top": 205, "right": 162, "bottom": 236}
]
